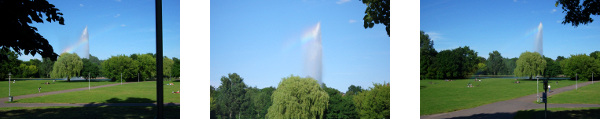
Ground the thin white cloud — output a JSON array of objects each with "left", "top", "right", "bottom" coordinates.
[
  {"left": 336, "top": 0, "right": 350, "bottom": 4},
  {"left": 121, "top": 24, "right": 126, "bottom": 27},
  {"left": 115, "top": 0, "right": 122, "bottom": 2},
  {"left": 114, "top": 14, "right": 121, "bottom": 18},
  {"left": 427, "top": 32, "right": 443, "bottom": 41},
  {"left": 556, "top": 20, "right": 562, "bottom": 23},
  {"left": 349, "top": 19, "right": 356, "bottom": 23},
  {"left": 79, "top": 4, "right": 84, "bottom": 7},
  {"left": 513, "top": 0, "right": 517, "bottom": 2},
  {"left": 551, "top": 9, "right": 557, "bottom": 13}
]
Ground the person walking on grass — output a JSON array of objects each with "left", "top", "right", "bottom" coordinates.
[
  {"left": 548, "top": 85, "right": 551, "bottom": 93},
  {"left": 38, "top": 87, "right": 41, "bottom": 93}
]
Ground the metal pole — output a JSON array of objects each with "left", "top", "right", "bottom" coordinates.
[
  {"left": 537, "top": 77, "right": 539, "bottom": 101},
  {"left": 576, "top": 73, "right": 578, "bottom": 90},
  {"left": 156, "top": 0, "right": 164, "bottom": 118},
  {"left": 8, "top": 73, "right": 11, "bottom": 96},
  {"left": 89, "top": 73, "right": 91, "bottom": 90},
  {"left": 121, "top": 73, "right": 123, "bottom": 85}
]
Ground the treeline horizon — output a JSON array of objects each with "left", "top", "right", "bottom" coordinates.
[
  {"left": 0, "top": 50, "right": 180, "bottom": 82},
  {"left": 421, "top": 30, "right": 600, "bottom": 80},
  {"left": 210, "top": 73, "right": 390, "bottom": 119}
]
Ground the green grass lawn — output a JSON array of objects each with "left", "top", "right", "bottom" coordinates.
[
  {"left": 514, "top": 107, "right": 600, "bottom": 119},
  {"left": 548, "top": 82, "right": 600, "bottom": 104},
  {"left": 0, "top": 106, "right": 180, "bottom": 119},
  {"left": 0, "top": 80, "right": 114, "bottom": 98},
  {"left": 420, "top": 78, "right": 577, "bottom": 115},
  {"left": 14, "top": 81, "right": 179, "bottom": 103}
]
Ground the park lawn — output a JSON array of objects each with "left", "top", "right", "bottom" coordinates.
[
  {"left": 0, "top": 106, "right": 180, "bottom": 119},
  {"left": 0, "top": 80, "right": 114, "bottom": 98},
  {"left": 514, "top": 107, "right": 600, "bottom": 119},
  {"left": 14, "top": 81, "right": 179, "bottom": 103},
  {"left": 548, "top": 82, "right": 600, "bottom": 104},
  {"left": 420, "top": 78, "right": 577, "bottom": 115}
]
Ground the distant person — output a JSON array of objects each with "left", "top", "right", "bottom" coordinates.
[
  {"left": 548, "top": 85, "right": 551, "bottom": 92},
  {"left": 53, "top": 80, "right": 56, "bottom": 82},
  {"left": 38, "top": 87, "right": 41, "bottom": 93},
  {"left": 13, "top": 80, "right": 15, "bottom": 83}
]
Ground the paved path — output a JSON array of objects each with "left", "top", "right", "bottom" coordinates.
[
  {"left": 421, "top": 81, "right": 600, "bottom": 119},
  {"left": 0, "top": 82, "right": 180, "bottom": 108}
]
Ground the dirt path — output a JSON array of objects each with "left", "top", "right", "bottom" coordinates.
[
  {"left": 421, "top": 81, "right": 600, "bottom": 119},
  {"left": 0, "top": 82, "right": 179, "bottom": 108}
]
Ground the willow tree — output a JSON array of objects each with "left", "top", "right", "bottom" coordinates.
[
  {"left": 514, "top": 51, "right": 546, "bottom": 80},
  {"left": 267, "top": 75, "right": 329, "bottom": 119},
  {"left": 50, "top": 53, "right": 83, "bottom": 82},
  {"left": 353, "top": 83, "right": 390, "bottom": 119}
]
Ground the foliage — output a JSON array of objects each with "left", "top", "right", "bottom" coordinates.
[
  {"left": 353, "top": 83, "right": 390, "bottom": 119},
  {"left": 50, "top": 53, "right": 83, "bottom": 82},
  {"left": 543, "top": 56, "right": 562, "bottom": 77},
  {"left": 560, "top": 54, "right": 600, "bottom": 81},
  {"left": 502, "top": 57, "right": 518, "bottom": 75},
  {"left": 323, "top": 84, "right": 358, "bottom": 119},
  {"left": 80, "top": 58, "right": 100, "bottom": 79},
  {"left": 39, "top": 57, "right": 54, "bottom": 78},
  {"left": 172, "top": 57, "right": 180, "bottom": 78},
  {"left": 360, "top": 0, "right": 390, "bottom": 36},
  {"left": 486, "top": 51, "right": 505, "bottom": 75},
  {"left": 163, "top": 57, "right": 174, "bottom": 79},
  {"left": 0, "top": 0, "right": 65, "bottom": 61},
  {"left": 346, "top": 85, "right": 364, "bottom": 96},
  {"left": 19, "top": 63, "right": 38, "bottom": 78},
  {"left": 0, "top": 50, "right": 20, "bottom": 80},
  {"left": 514, "top": 51, "right": 546, "bottom": 80},
  {"left": 136, "top": 54, "right": 156, "bottom": 81},
  {"left": 590, "top": 51, "right": 600, "bottom": 59},
  {"left": 421, "top": 31, "right": 437, "bottom": 79},
  {"left": 430, "top": 46, "right": 480, "bottom": 79},
  {"left": 556, "top": 0, "right": 600, "bottom": 27},
  {"left": 216, "top": 73, "right": 248, "bottom": 119},
  {"left": 267, "top": 75, "right": 329, "bottom": 119},
  {"left": 101, "top": 55, "right": 139, "bottom": 82}
]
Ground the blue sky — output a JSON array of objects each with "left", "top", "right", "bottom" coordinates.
[
  {"left": 18, "top": 0, "right": 180, "bottom": 61},
  {"left": 210, "top": 0, "right": 390, "bottom": 92},
  {"left": 421, "top": 0, "right": 600, "bottom": 60}
]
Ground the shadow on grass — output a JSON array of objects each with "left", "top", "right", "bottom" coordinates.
[
  {"left": 105, "top": 97, "right": 156, "bottom": 103},
  {"left": 446, "top": 112, "right": 515, "bottom": 119},
  {"left": 0, "top": 106, "right": 179, "bottom": 119},
  {"left": 514, "top": 108, "right": 600, "bottom": 119}
]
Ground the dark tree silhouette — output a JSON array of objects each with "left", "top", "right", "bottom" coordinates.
[
  {"left": 556, "top": 0, "right": 600, "bottom": 27},
  {"left": 0, "top": 0, "right": 65, "bottom": 61},
  {"left": 361, "top": 0, "right": 390, "bottom": 37}
]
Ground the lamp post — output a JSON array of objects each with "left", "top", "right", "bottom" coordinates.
[
  {"left": 121, "top": 73, "right": 123, "bottom": 85},
  {"left": 576, "top": 73, "right": 578, "bottom": 90},
  {"left": 8, "top": 72, "right": 11, "bottom": 97},
  {"left": 88, "top": 72, "right": 91, "bottom": 90},
  {"left": 537, "top": 76, "right": 539, "bottom": 102}
]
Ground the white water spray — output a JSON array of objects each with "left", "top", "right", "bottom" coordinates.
[
  {"left": 304, "top": 22, "right": 322, "bottom": 85},
  {"left": 535, "top": 22, "right": 543, "bottom": 56},
  {"left": 81, "top": 26, "right": 89, "bottom": 59}
]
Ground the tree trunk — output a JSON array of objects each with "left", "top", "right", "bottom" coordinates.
[
  {"left": 67, "top": 76, "right": 71, "bottom": 82},
  {"left": 229, "top": 111, "right": 232, "bottom": 119}
]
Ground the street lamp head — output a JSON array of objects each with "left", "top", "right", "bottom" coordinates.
[{"left": 8, "top": 72, "right": 11, "bottom": 76}]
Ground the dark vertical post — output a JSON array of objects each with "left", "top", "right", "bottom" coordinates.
[{"left": 155, "top": 0, "right": 164, "bottom": 118}]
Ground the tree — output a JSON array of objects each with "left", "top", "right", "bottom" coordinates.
[
  {"left": 590, "top": 51, "right": 600, "bottom": 59},
  {"left": 353, "top": 83, "right": 390, "bottom": 119},
  {"left": 420, "top": 31, "right": 437, "bottom": 79},
  {"left": 101, "top": 55, "right": 139, "bottom": 82},
  {"left": 431, "top": 46, "right": 479, "bottom": 79},
  {"left": 561, "top": 54, "right": 600, "bottom": 81},
  {"left": 216, "top": 73, "right": 248, "bottom": 119},
  {"left": 0, "top": 50, "right": 20, "bottom": 80},
  {"left": 50, "top": 53, "right": 83, "bottom": 82},
  {"left": 486, "top": 51, "right": 505, "bottom": 75},
  {"left": 555, "top": 0, "right": 600, "bottom": 27},
  {"left": 267, "top": 75, "right": 329, "bottom": 119},
  {"left": 39, "top": 57, "right": 54, "bottom": 78},
  {"left": 0, "top": 0, "right": 65, "bottom": 61},
  {"left": 172, "top": 57, "right": 180, "bottom": 78},
  {"left": 346, "top": 85, "right": 364, "bottom": 96},
  {"left": 514, "top": 51, "right": 546, "bottom": 80},
  {"left": 19, "top": 63, "right": 37, "bottom": 78},
  {"left": 503, "top": 57, "right": 518, "bottom": 75},
  {"left": 360, "top": 0, "right": 390, "bottom": 36},
  {"left": 136, "top": 54, "right": 156, "bottom": 81},
  {"left": 543, "top": 56, "right": 562, "bottom": 78},
  {"left": 323, "top": 84, "right": 358, "bottom": 119},
  {"left": 163, "top": 57, "right": 174, "bottom": 80},
  {"left": 81, "top": 58, "right": 100, "bottom": 79}
]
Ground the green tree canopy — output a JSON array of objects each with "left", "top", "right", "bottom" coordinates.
[
  {"left": 361, "top": 0, "right": 390, "bottom": 36},
  {"left": 137, "top": 54, "right": 156, "bottom": 81},
  {"left": 346, "top": 85, "right": 364, "bottom": 96},
  {"left": 486, "top": 50, "right": 505, "bottom": 75},
  {"left": 172, "top": 57, "right": 180, "bottom": 78},
  {"left": 543, "top": 56, "right": 562, "bottom": 78},
  {"left": 0, "top": 0, "right": 65, "bottom": 61},
  {"left": 514, "top": 51, "right": 546, "bottom": 80},
  {"left": 19, "top": 63, "right": 37, "bottom": 78},
  {"left": 216, "top": 73, "right": 248, "bottom": 119},
  {"left": 39, "top": 57, "right": 54, "bottom": 78},
  {"left": 163, "top": 57, "right": 174, "bottom": 79},
  {"left": 101, "top": 55, "right": 139, "bottom": 82},
  {"left": 81, "top": 58, "right": 100, "bottom": 79},
  {"left": 561, "top": 54, "right": 600, "bottom": 81},
  {"left": 323, "top": 84, "right": 358, "bottom": 119},
  {"left": 353, "top": 83, "right": 390, "bottom": 119},
  {"left": 267, "top": 75, "right": 329, "bottom": 119},
  {"left": 431, "top": 46, "right": 480, "bottom": 79},
  {"left": 421, "top": 31, "right": 437, "bottom": 79},
  {"left": 50, "top": 53, "right": 83, "bottom": 82}
]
